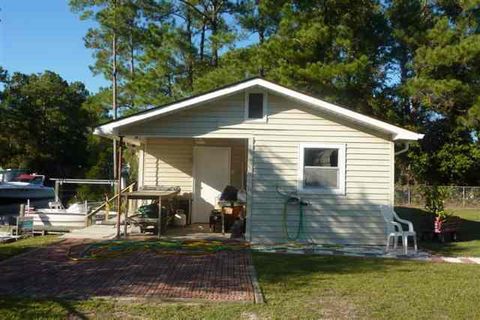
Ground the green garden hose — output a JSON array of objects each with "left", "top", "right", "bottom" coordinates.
[{"left": 282, "top": 195, "right": 310, "bottom": 242}]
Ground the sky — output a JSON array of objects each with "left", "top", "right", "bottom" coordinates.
[{"left": 1, "top": 0, "right": 109, "bottom": 93}]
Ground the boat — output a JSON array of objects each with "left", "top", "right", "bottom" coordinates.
[
  {"left": 25, "top": 202, "right": 89, "bottom": 230},
  {"left": 0, "top": 169, "right": 55, "bottom": 205}
]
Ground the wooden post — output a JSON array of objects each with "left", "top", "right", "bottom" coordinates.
[
  {"left": 104, "top": 194, "right": 110, "bottom": 223},
  {"left": 124, "top": 195, "right": 128, "bottom": 238},
  {"left": 407, "top": 186, "right": 411, "bottom": 206},
  {"left": 246, "top": 137, "right": 255, "bottom": 242},
  {"left": 157, "top": 196, "right": 162, "bottom": 239},
  {"left": 17, "top": 204, "right": 25, "bottom": 236},
  {"left": 115, "top": 136, "right": 123, "bottom": 238},
  {"left": 221, "top": 207, "right": 225, "bottom": 235}
]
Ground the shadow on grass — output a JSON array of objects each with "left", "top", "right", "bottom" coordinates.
[
  {"left": 0, "top": 235, "right": 59, "bottom": 261},
  {"left": 396, "top": 206, "right": 480, "bottom": 256},
  {"left": 0, "top": 296, "right": 88, "bottom": 319},
  {"left": 252, "top": 252, "right": 396, "bottom": 287}
]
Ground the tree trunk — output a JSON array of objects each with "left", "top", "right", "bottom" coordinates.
[
  {"left": 112, "top": 31, "right": 118, "bottom": 179},
  {"left": 186, "top": 8, "right": 194, "bottom": 90},
  {"left": 211, "top": 20, "right": 218, "bottom": 66},
  {"left": 200, "top": 19, "right": 206, "bottom": 61},
  {"left": 210, "top": 1, "right": 219, "bottom": 67},
  {"left": 129, "top": 29, "right": 135, "bottom": 109}
]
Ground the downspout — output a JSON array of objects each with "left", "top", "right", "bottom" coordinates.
[{"left": 395, "top": 142, "right": 410, "bottom": 156}]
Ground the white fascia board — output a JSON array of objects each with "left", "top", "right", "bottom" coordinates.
[{"left": 95, "top": 78, "right": 424, "bottom": 141}]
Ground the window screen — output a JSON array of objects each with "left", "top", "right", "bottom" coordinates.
[
  {"left": 248, "top": 93, "right": 264, "bottom": 119},
  {"left": 303, "top": 148, "right": 339, "bottom": 188}
]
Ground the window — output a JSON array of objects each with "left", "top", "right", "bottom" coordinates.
[
  {"left": 298, "top": 143, "right": 345, "bottom": 194},
  {"left": 245, "top": 92, "right": 266, "bottom": 120}
]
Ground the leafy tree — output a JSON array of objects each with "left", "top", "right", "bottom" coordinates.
[
  {"left": 401, "top": 0, "right": 480, "bottom": 185},
  {"left": 406, "top": 1, "right": 480, "bottom": 128},
  {"left": 0, "top": 71, "right": 92, "bottom": 178},
  {"left": 408, "top": 120, "right": 480, "bottom": 185},
  {"left": 255, "top": 0, "right": 390, "bottom": 116},
  {"left": 67, "top": 0, "right": 480, "bottom": 187}
]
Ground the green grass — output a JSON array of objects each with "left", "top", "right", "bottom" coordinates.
[
  {"left": 0, "top": 235, "right": 59, "bottom": 261},
  {"left": 449, "top": 208, "right": 480, "bottom": 221},
  {"left": 396, "top": 206, "right": 480, "bottom": 257},
  {"left": 1, "top": 211, "right": 480, "bottom": 319},
  {"left": 1, "top": 253, "right": 480, "bottom": 319}
]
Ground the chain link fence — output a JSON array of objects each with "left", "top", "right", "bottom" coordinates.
[{"left": 395, "top": 185, "right": 480, "bottom": 208}]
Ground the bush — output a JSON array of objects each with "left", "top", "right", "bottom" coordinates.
[{"left": 421, "top": 185, "right": 451, "bottom": 220}]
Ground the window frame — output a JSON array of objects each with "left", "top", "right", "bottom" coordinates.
[
  {"left": 244, "top": 90, "right": 268, "bottom": 122},
  {"left": 297, "top": 143, "right": 346, "bottom": 195}
]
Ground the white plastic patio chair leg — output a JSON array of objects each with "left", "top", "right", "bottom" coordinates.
[
  {"left": 413, "top": 235, "right": 418, "bottom": 253},
  {"left": 386, "top": 235, "right": 391, "bottom": 252},
  {"left": 393, "top": 236, "right": 398, "bottom": 249},
  {"left": 403, "top": 235, "right": 408, "bottom": 255}
]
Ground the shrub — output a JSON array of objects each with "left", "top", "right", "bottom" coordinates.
[{"left": 421, "top": 185, "right": 451, "bottom": 220}]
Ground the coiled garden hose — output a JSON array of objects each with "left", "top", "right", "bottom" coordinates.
[{"left": 277, "top": 187, "right": 310, "bottom": 242}]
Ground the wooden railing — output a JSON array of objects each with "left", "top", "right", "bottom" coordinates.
[{"left": 85, "top": 182, "right": 136, "bottom": 226}]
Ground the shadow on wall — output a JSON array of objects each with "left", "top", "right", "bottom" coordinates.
[
  {"left": 147, "top": 138, "right": 246, "bottom": 192},
  {"left": 250, "top": 147, "right": 389, "bottom": 246},
  {"left": 134, "top": 94, "right": 393, "bottom": 245}
]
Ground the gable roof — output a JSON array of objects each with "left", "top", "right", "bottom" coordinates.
[{"left": 94, "top": 77, "right": 424, "bottom": 141}]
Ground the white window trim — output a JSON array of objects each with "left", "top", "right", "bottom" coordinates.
[
  {"left": 244, "top": 90, "right": 268, "bottom": 122},
  {"left": 297, "top": 143, "right": 346, "bottom": 195}
]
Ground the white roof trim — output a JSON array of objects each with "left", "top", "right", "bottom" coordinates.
[{"left": 94, "top": 78, "right": 424, "bottom": 141}]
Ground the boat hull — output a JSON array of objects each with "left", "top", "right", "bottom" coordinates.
[
  {"left": 0, "top": 188, "right": 55, "bottom": 203},
  {"left": 0, "top": 199, "right": 52, "bottom": 221},
  {"left": 26, "top": 212, "right": 86, "bottom": 229}
]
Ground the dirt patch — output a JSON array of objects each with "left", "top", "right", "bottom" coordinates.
[{"left": 306, "top": 291, "right": 363, "bottom": 320}]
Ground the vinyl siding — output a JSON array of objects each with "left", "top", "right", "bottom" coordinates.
[
  {"left": 123, "top": 91, "right": 393, "bottom": 245},
  {"left": 142, "top": 138, "right": 246, "bottom": 197}
]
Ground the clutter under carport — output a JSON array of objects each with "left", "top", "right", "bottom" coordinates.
[
  {"left": 210, "top": 185, "right": 246, "bottom": 239},
  {"left": 122, "top": 187, "right": 181, "bottom": 238}
]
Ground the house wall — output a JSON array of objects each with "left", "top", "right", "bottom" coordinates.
[
  {"left": 140, "top": 138, "right": 246, "bottom": 197},
  {"left": 123, "top": 91, "right": 393, "bottom": 245}
]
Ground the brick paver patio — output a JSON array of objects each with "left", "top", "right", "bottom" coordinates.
[{"left": 0, "top": 239, "right": 255, "bottom": 302}]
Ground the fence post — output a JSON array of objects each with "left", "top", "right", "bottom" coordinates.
[
  {"left": 462, "top": 186, "right": 466, "bottom": 208},
  {"left": 407, "top": 186, "right": 411, "bottom": 206}
]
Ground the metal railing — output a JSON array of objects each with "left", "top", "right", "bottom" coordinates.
[{"left": 395, "top": 185, "right": 480, "bottom": 208}]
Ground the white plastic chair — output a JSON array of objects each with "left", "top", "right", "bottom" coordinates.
[{"left": 381, "top": 205, "right": 417, "bottom": 255}]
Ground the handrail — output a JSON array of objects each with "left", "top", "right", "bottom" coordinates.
[{"left": 85, "top": 182, "right": 136, "bottom": 226}]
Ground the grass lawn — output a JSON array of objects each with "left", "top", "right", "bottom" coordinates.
[
  {"left": 1, "top": 253, "right": 480, "bottom": 319},
  {"left": 396, "top": 206, "right": 480, "bottom": 257},
  {"left": 0, "top": 235, "right": 59, "bottom": 261}
]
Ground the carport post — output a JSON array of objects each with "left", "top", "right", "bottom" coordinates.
[
  {"left": 157, "top": 196, "right": 162, "bottom": 239},
  {"left": 124, "top": 195, "right": 129, "bottom": 238},
  {"left": 115, "top": 136, "right": 124, "bottom": 239}
]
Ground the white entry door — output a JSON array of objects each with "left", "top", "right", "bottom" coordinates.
[{"left": 193, "top": 146, "right": 231, "bottom": 223}]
